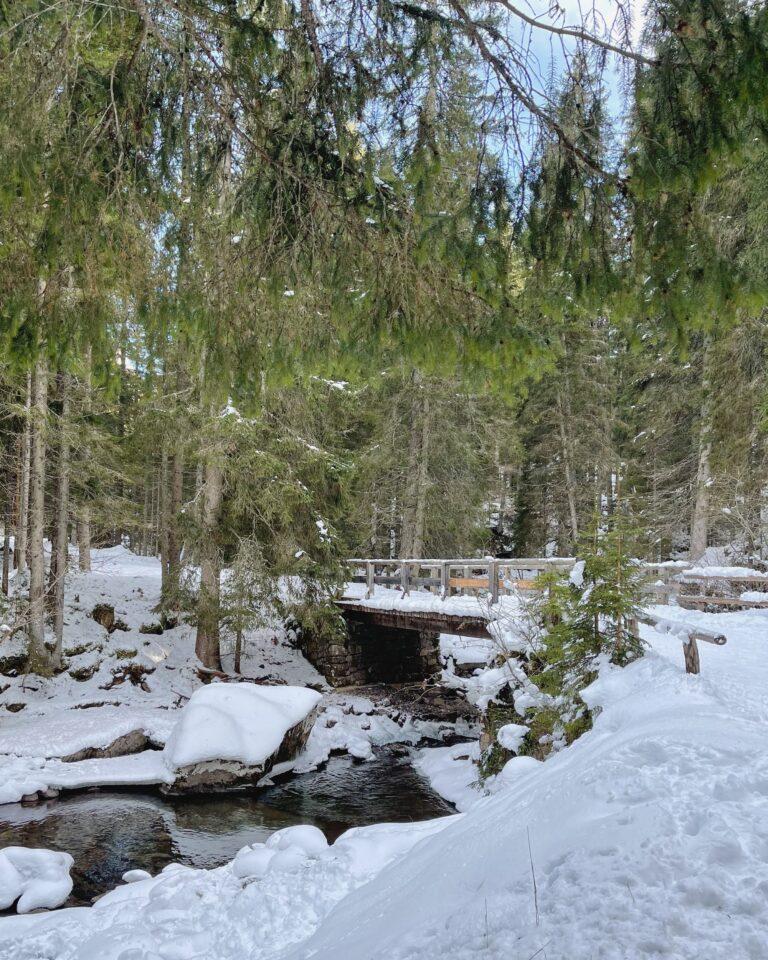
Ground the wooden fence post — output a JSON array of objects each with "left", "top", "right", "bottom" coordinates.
[
  {"left": 440, "top": 562, "right": 449, "bottom": 599},
  {"left": 488, "top": 559, "right": 499, "bottom": 604},
  {"left": 366, "top": 562, "right": 374, "bottom": 599},
  {"left": 683, "top": 637, "right": 700, "bottom": 674},
  {"left": 401, "top": 561, "right": 410, "bottom": 596}
]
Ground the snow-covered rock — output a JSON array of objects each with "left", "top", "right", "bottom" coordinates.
[
  {"left": 266, "top": 825, "right": 329, "bottom": 858},
  {"left": 162, "top": 683, "right": 322, "bottom": 791},
  {"left": 0, "top": 847, "right": 73, "bottom": 913}
]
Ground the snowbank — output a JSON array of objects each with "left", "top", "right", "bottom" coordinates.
[
  {"left": 0, "top": 815, "right": 457, "bottom": 957},
  {"left": 287, "top": 648, "right": 768, "bottom": 960},
  {"left": 3, "top": 607, "right": 768, "bottom": 957},
  {"left": 0, "top": 848, "right": 73, "bottom": 913}
]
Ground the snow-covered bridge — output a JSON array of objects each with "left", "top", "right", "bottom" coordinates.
[
  {"left": 295, "top": 557, "right": 733, "bottom": 685},
  {"left": 299, "top": 557, "right": 576, "bottom": 686}
]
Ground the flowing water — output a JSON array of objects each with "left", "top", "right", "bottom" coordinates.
[{"left": 0, "top": 747, "right": 455, "bottom": 905}]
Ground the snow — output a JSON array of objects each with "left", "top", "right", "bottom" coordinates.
[
  {"left": 1, "top": 548, "right": 473, "bottom": 803},
  {"left": 0, "top": 708, "right": 174, "bottom": 760},
  {"left": 439, "top": 633, "right": 495, "bottom": 666},
  {"left": 11, "top": 607, "right": 767, "bottom": 957},
  {"left": 684, "top": 565, "right": 768, "bottom": 579},
  {"left": 0, "top": 848, "right": 73, "bottom": 913},
  {"left": 412, "top": 742, "right": 483, "bottom": 812},
  {"left": 496, "top": 722, "right": 528, "bottom": 753},
  {"left": 163, "top": 684, "right": 321, "bottom": 770},
  {"left": 0, "top": 750, "right": 172, "bottom": 804},
  {"left": 0, "top": 545, "right": 331, "bottom": 802},
  {"left": 4, "top": 547, "right": 768, "bottom": 957},
  {"left": 288, "top": 637, "right": 768, "bottom": 960},
  {"left": 569, "top": 558, "right": 586, "bottom": 587}
]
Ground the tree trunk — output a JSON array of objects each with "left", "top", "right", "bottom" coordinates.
[
  {"left": 556, "top": 388, "right": 579, "bottom": 545},
  {"left": 234, "top": 628, "right": 242, "bottom": 675},
  {"left": 411, "top": 394, "right": 431, "bottom": 559},
  {"left": 166, "top": 448, "right": 184, "bottom": 594},
  {"left": 28, "top": 355, "right": 50, "bottom": 673},
  {"left": 195, "top": 456, "right": 223, "bottom": 670},
  {"left": 14, "top": 373, "right": 32, "bottom": 574},
  {"left": 400, "top": 372, "right": 423, "bottom": 559},
  {"left": 159, "top": 448, "right": 170, "bottom": 598},
  {"left": 52, "top": 376, "right": 70, "bottom": 668},
  {"left": 690, "top": 344, "right": 714, "bottom": 562},
  {"left": 2, "top": 465, "right": 11, "bottom": 594},
  {"left": 77, "top": 345, "right": 92, "bottom": 572}
]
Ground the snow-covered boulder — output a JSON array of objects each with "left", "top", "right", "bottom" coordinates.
[
  {"left": 231, "top": 825, "right": 329, "bottom": 880},
  {"left": 0, "top": 847, "right": 73, "bottom": 913},
  {"left": 162, "top": 683, "right": 322, "bottom": 792}
]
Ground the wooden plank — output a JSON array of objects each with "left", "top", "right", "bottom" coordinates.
[
  {"left": 680, "top": 574, "right": 768, "bottom": 585},
  {"left": 678, "top": 595, "right": 768, "bottom": 609},
  {"left": 449, "top": 576, "right": 493, "bottom": 590},
  {"left": 448, "top": 576, "right": 540, "bottom": 591}
]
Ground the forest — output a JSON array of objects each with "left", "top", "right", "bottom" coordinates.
[{"left": 1, "top": 2, "right": 768, "bottom": 958}]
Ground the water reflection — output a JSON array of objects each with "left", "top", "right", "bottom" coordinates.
[{"left": 0, "top": 748, "right": 454, "bottom": 905}]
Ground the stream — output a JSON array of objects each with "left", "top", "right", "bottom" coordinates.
[{"left": 0, "top": 747, "right": 455, "bottom": 906}]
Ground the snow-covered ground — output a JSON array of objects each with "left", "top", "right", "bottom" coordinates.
[
  {"left": 1, "top": 595, "right": 767, "bottom": 956},
  {"left": 0, "top": 547, "right": 470, "bottom": 804}
]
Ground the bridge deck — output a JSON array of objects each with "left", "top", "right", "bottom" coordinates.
[{"left": 337, "top": 599, "right": 493, "bottom": 639}]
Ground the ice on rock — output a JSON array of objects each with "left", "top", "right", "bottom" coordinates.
[
  {"left": 496, "top": 723, "right": 529, "bottom": 754},
  {"left": 0, "top": 847, "right": 74, "bottom": 913}
]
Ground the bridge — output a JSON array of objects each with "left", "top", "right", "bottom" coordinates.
[{"left": 294, "top": 557, "right": 732, "bottom": 686}]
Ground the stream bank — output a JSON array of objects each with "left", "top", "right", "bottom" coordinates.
[{"left": 0, "top": 746, "right": 455, "bottom": 906}]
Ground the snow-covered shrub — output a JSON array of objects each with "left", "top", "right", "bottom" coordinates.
[{"left": 481, "top": 522, "right": 645, "bottom": 772}]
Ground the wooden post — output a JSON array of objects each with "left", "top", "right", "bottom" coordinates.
[
  {"left": 488, "top": 559, "right": 499, "bottom": 604},
  {"left": 401, "top": 561, "right": 410, "bottom": 597},
  {"left": 440, "top": 561, "right": 449, "bottom": 599},
  {"left": 683, "top": 637, "right": 700, "bottom": 674},
  {"left": 366, "top": 561, "right": 374, "bottom": 599}
]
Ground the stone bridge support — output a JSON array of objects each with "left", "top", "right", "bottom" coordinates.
[{"left": 299, "top": 613, "right": 441, "bottom": 688}]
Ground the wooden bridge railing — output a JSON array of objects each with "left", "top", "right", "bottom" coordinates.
[
  {"left": 346, "top": 557, "right": 701, "bottom": 603},
  {"left": 350, "top": 558, "right": 768, "bottom": 606},
  {"left": 347, "top": 557, "right": 576, "bottom": 603}
]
